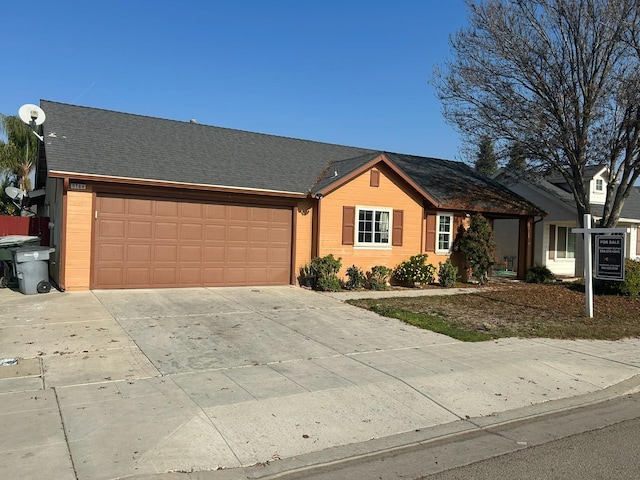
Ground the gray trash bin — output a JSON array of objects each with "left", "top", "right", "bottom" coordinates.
[{"left": 11, "top": 246, "right": 55, "bottom": 295}]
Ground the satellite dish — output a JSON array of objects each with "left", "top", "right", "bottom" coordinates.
[
  {"left": 5, "top": 186, "right": 25, "bottom": 201},
  {"left": 18, "top": 104, "right": 46, "bottom": 126}
]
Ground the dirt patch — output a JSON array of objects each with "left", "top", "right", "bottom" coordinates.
[{"left": 350, "top": 281, "right": 640, "bottom": 340}]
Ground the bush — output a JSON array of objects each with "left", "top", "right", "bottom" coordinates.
[
  {"left": 311, "top": 254, "right": 342, "bottom": 291},
  {"left": 453, "top": 214, "right": 496, "bottom": 284},
  {"left": 438, "top": 259, "right": 458, "bottom": 287},
  {"left": 345, "top": 265, "right": 365, "bottom": 290},
  {"left": 597, "top": 259, "right": 640, "bottom": 296},
  {"left": 367, "top": 265, "right": 393, "bottom": 290},
  {"left": 393, "top": 254, "right": 436, "bottom": 286},
  {"left": 526, "top": 265, "right": 556, "bottom": 284},
  {"left": 620, "top": 259, "right": 640, "bottom": 296}
]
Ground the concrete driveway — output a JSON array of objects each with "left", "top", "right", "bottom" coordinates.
[{"left": 1, "top": 286, "right": 639, "bottom": 480}]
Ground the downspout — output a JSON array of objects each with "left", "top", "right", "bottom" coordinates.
[{"left": 58, "top": 177, "right": 69, "bottom": 291}]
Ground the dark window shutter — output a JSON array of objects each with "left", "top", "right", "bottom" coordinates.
[
  {"left": 548, "top": 224, "right": 556, "bottom": 260},
  {"left": 392, "top": 210, "right": 403, "bottom": 246},
  {"left": 370, "top": 169, "right": 380, "bottom": 187},
  {"left": 342, "top": 206, "right": 355, "bottom": 245},
  {"left": 426, "top": 214, "right": 436, "bottom": 251}
]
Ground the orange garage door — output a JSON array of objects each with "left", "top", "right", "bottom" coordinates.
[{"left": 92, "top": 195, "right": 292, "bottom": 288}]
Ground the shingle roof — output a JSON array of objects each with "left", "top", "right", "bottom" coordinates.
[
  {"left": 386, "top": 153, "right": 545, "bottom": 214},
  {"left": 590, "top": 186, "right": 640, "bottom": 220},
  {"left": 40, "top": 100, "right": 543, "bottom": 216},
  {"left": 41, "top": 100, "right": 373, "bottom": 194}
]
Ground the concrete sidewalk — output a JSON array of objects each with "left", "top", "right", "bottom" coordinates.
[{"left": 0, "top": 286, "right": 638, "bottom": 480}]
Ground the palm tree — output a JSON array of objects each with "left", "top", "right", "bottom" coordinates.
[{"left": 0, "top": 114, "right": 38, "bottom": 192}]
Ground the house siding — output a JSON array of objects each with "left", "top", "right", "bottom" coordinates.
[
  {"left": 64, "top": 187, "right": 94, "bottom": 290},
  {"left": 317, "top": 164, "right": 425, "bottom": 277},
  {"left": 294, "top": 199, "right": 314, "bottom": 277}
]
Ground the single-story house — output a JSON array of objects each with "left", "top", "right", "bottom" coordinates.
[
  {"left": 493, "top": 166, "right": 640, "bottom": 277},
  {"left": 35, "top": 100, "right": 544, "bottom": 290}
]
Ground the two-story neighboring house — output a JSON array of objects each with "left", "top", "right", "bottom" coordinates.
[{"left": 493, "top": 166, "right": 640, "bottom": 277}]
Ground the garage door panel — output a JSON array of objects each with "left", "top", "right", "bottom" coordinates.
[
  {"left": 99, "top": 219, "right": 125, "bottom": 238},
  {"left": 227, "top": 246, "right": 248, "bottom": 262},
  {"left": 269, "top": 246, "right": 291, "bottom": 263},
  {"left": 179, "top": 268, "right": 202, "bottom": 285},
  {"left": 206, "top": 225, "right": 226, "bottom": 241},
  {"left": 127, "top": 244, "right": 151, "bottom": 262},
  {"left": 181, "top": 203, "right": 204, "bottom": 219},
  {"left": 94, "top": 196, "right": 292, "bottom": 288},
  {"left": 180, "top": 245, "right": 202, "bottom": 262},
  {"left": 153, "top": 268, "right": 178, "bottom": 285},
  {"left": 155, "top": 245, "right": 178, "bottom": 262},
  {"left": 128, "top": 199, "right": 153, "bottom": 216},
  {"left": 205, "top": 246, "right": 225, "bottom": 262},
  {"left": 128, "top": 221, "right": 153, "bottom": 238},
  {"left": 205, "top": 204, "right": 226, "bottom": 220},
  {"left": 126, "top": 268, "right": 151, "bottom": 286},
  {"left": 97, "top": 267, "right": 124, "bottom": 286},
  {"left": 181, "top": 223, "right": 203, "bottom": 240},
  {"left": 156, "top": 201, "right": 179, "bottom": 217},
  {"left": 155, "top": 222, "right": 179, "bottom": 239},
  {"left": 97, "top": 244, "right": 125, "bottom": 262},
  {"left": 228, "top": 205, "right": 249, "bottom": 220},
  {"left": 100, "top": 197, "right": 126, "bottom": 214},
  {"left": 228, "top": 225, "right": 249, "bottom": 242}
]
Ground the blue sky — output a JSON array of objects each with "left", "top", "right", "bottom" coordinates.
[{"left": 2, "top": 1, "right": 470, "bottom": 160}]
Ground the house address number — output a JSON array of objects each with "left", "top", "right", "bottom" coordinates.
[{"left": 70, "top": 183, "right": 87, "bottom": 190}]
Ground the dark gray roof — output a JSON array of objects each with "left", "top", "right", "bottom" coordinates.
[
  {"left": 41, "top": 100, "right": 373, "bottom": 194},
  {"left": 590, "top": 185, "right": 640, "bottom": 220},
  {"left": 40, "top": 100, "right": 543, "bottom": 216},
  {"left": 386, "top": 153, "right": 545, "bottom": 214}
]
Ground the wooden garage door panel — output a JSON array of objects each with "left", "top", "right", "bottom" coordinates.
[{"left": 93, "top": 195, "right": 292, "bottom": 288}]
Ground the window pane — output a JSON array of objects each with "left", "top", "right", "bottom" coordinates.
[
  {"left": 439, "top": 215, "right": 451, "bottom": 232},
  {"left": 557, "top": 227, "right": 567, "bottom": 258},
  {"left": 567, "top": 231, "right": 575, "bottom": 258},
  {"left": 438, "top": 233, "right": 449, "bottom": 250}
]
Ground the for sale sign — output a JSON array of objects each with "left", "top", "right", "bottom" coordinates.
[{"left": 595, "top": 235, "right": 625, "bottom": 281}]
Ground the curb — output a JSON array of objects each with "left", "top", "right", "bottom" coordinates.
[{"left": 121, "top": 374, "right": 640, "bottom": 480}]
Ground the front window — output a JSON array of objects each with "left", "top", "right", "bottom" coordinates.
[
  {"left": 437, "top": 213, "right": 454, "bottom": 252},
  {"left": 557, "top": 226, "right": 575, "bottom": 258},
  {"left": 356, "top": 207, "right": 391, "bottom": 246}
]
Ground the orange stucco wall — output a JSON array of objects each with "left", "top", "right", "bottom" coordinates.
[
  {"left": 64, "top": 188, "right": 93, "bottom": 290},
  {"left": 316, "top": 165, "right": 429, "bottom": 278},
  {"left": 294, "top": 199, "right": 314, "bottom": 278}
]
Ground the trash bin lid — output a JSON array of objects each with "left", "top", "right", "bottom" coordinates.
[{"left": 12, "top": 246, "right": 55, "bottom": 262}]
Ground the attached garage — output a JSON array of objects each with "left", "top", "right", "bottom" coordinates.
[{"left": 92, "top": 194, "right": 293, "bottom": 289}]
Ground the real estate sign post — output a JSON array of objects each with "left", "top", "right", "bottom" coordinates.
[{"left": 572, "top": 214, "right": 629, "bottom": 318}]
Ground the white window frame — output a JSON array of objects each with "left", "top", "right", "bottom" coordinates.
[
  {"left": 436, "top": 213, "right": 454, "bottom": 254},
  {"left": 556, "top": 226, "right": 576, "bottom": 259},
  {"left": 354, "top": 206, "right": 393, "bottom": 249},
  {"left": 595, "top": 178, "right": 604, "bottom": 191}
]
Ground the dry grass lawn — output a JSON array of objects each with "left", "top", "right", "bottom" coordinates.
[{"left": 349, "top": 281, "right": 640, "bottom": 340}]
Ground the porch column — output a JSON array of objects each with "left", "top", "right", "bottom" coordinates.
[{"left": 517, "top": 216, "right": 534, "bottom": 279}]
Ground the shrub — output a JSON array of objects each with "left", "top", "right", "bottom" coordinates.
[
  {"left": 310, "top": 254, "right": 342, "bottom": 291},
  {"left": 438, "top": 259, "right": 458, "bottom": 287},
  {"left": 620, "top": 259, "right": 640, "bottom": 297},
  {"left": 345, "top": 265, "right": 365, "bottom": 290},
  {"left": 526, "top": 265, "right": 556, "bottom": 284},
  {"left": 453, "top": 214, "right": 497, "bottom": 284},
  {"left": 597, "top": 259, "right": 640, "bottom": 296},
  {"left": 393, "top": 254, "right": 436, "bottom": 286},
  {"left": 367, "top": 265, "right": 393, "bottom": 290}
]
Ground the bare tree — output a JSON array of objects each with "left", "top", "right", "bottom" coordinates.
[{"left": 433, "top": 0, "right": 640, "bottom": 227}]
